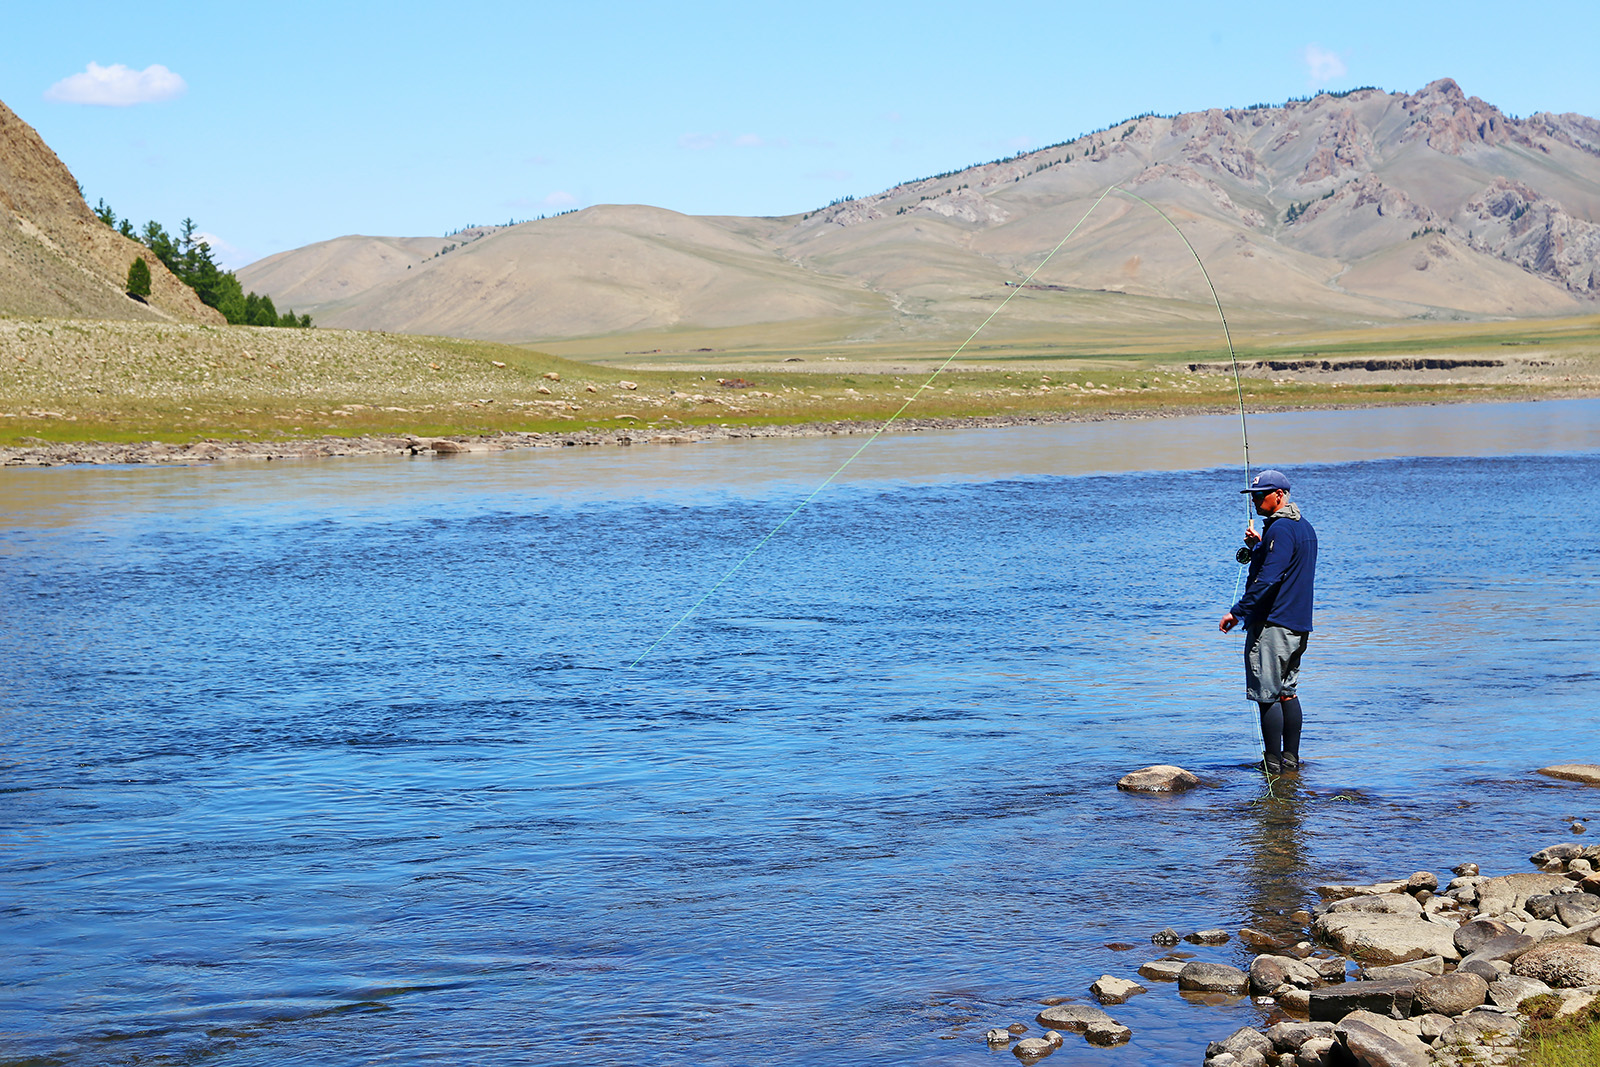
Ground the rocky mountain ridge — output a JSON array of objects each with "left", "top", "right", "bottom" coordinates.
[{"left": 228, "top": 80, "right": 1599, "bottom": 344}]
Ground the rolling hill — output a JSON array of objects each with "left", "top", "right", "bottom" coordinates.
[{"left": 240, "top": 79, "right": 1600, "bottom": 348}]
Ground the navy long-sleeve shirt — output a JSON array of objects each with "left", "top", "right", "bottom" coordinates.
[{"left": 1230, "top": 508, "right": 1317, "bottom": 632}]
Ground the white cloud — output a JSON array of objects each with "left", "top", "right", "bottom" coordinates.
[
  {"left": 1303, "top": 45, "right": 1347, "bottom": 85},
  {"left": 45, "top": 62, "right": 187, "bottom": 106},
  {"left": 544, "top": 191, "right": 578, "bottom": 208}
]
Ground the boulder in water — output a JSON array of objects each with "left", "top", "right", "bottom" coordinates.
[
  {"left": 1116, "top": 765, "right": 1199, "bottom": 792},
  {"left": 1536, "top": 764, "right": 1600, "bottom": 786}
]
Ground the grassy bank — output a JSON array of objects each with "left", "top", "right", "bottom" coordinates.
[
  {"left": 1, "top": 315, "right": 1597, "bottom": 448},
  {"left": 1520, "top": 998, "right": 1600, "bottom": 1067}
]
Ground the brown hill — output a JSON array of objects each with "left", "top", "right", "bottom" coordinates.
[
  {"left": 241, "top": 80, "right": 1600, "bottom": 345},
  {"left": 0, "top": 99, "right": 221, "bottom": 325}
]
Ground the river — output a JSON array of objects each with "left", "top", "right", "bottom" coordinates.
[{"left": 2, "top": 398, "right": 1597, "bottom": 1065}]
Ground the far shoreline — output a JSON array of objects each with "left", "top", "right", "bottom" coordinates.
[{"left": 4, "top": 392, "right": 1599, "bottom": 468}]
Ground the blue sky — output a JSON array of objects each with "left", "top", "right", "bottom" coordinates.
[{"left": 6, "top": 0, "right": 1597, "bottom": 269}]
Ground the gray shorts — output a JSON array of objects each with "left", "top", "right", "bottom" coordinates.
[{"left": 1244, "top": 624, "right": 1308, "bottom": 704}]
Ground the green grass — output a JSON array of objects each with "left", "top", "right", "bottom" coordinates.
[
  {"left": 1519, "top": 996, "right": 1600, "bottom": 1067},
  {"left": 0, "top": 314, "right": 1596, "bottom": 449}
]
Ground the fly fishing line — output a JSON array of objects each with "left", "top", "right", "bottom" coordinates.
[{"left": 628, "top": 184, "right": 1257, "bottom": 674}]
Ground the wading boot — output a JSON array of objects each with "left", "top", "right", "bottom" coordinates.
[
  {"left": 1258, "top": 753, "right": 1283, "bottom": 775},
  {"left": 1281, "top": 754, "right": 1301, "bottom": 773}
]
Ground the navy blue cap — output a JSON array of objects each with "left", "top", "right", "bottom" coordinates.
[{"left": 1240, "top": 469, "right": 1291, "bottom": 493}]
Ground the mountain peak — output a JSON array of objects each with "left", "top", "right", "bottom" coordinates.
[{"left": 239, "top": 82, "right": 1600, "bottom": 343}]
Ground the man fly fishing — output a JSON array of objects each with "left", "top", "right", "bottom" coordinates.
[{"left": 1218, "top": 470, "right": 1318, "bottom": 775}]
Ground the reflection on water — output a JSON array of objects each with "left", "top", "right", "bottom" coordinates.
[
  {"left": 1237, "top": 784, "right": 1312, "bottom": 945},
  {"left": 1, "top": 400, "right": 1597, "bottom": 1066}
]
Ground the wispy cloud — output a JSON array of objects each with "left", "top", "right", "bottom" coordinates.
[
  {"left": 45, "top": 62, "right": 187, "bottom": 106},
  {"left": 194, "top": 231, "right": 250, "bottom": 271},
  {"left": 544, "top": 191, "right": 578, "bottom": 208},
  {"left": 1303, "top": 45, "right": 1347, "bottom": 86},
  {"left": 680, "top": 132, "right": 790, "bottom": 150}
]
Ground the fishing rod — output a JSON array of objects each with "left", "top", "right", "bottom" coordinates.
[{"left": 1100, "top": 190, "right": 1273, "bottom": 787}]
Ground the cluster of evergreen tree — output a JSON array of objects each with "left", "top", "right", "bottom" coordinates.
[{"left": 95, "top": 201, "right": 311, "bottom": 328}]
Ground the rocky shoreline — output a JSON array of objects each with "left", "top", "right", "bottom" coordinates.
[
  {"left": 0, "top": 409, "right": 1235, "bottom": 467},
  {"left": 985, "top": 767, "right": 1600, "bottom": 1066}
]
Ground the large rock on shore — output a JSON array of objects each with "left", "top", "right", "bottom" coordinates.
[
  {"left": 1248, "top": 954, "right": 1323, "bottom": 994},
  {"left": 1413, "top": 972, "right": 1489, "bottom": 1015},
  {"left": 1473, "top": 872, "right": 1574, "bottom": 916},
  {"left": 1115, "top": 765, "right": 1199, "bottom": 792},
  {"left": 1319, "top": 892, "right": 1423, "bottom": 918},
  {"left": 1308, "top": 977, "right": 1418, "bottom": 1021},
  {"left": 1312, "top": 912, "right": 1460, "bottom": 964},
  {"left": 1510, "top": 941, "right": 1600, "bottom": 987},
  {"left": 1488, "top": 974, "right": 1551, "bottom": 1009},
  {"left": 1454, "top": 919, "right": 1516, "bottom": 955},
  {"left": 1458, "top": 932, "right": 1537, "bottom": 968},
  {"left": 1335, "top": 1011, "right": 1433, "bottom": 1067}
]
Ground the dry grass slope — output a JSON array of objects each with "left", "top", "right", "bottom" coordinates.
[
  {"left": 239, "top": 81, "right": 1600, "bottom": 352},
  {"left": 0, "top": 99, "right": 222, "bottom": 326}
]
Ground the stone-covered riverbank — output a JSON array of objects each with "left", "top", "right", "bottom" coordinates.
[
  {"left": 983, "top": 811, "right": 1600, "bottom": 1065},
  {"left": 0, "top": 411, "right": 1226, "bottom": 466}
]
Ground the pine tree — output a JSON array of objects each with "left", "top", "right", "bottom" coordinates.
[{"left": 126, "top": 256, "right": 152, "bottom": 299}]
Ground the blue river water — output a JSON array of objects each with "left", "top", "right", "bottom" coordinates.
[{"left": 2, "top": 399, "right": 1598, "bottom": 1066}]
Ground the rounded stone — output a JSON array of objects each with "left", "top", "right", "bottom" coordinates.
[
  {"left": 1454, "top": 918, "right": 1516, "bottom": 955},
  {"left": 1412, "top": 972, "right": 1489, "bottom": 1015},
  {"left": 1116, "top": 765, "right": 1200, "bottom": 792},
  {"left": 1277, "top": 987, "right": 1311, "bottom": 1014},
  {"left": 1085, "top": 1021, "right": 1132, "bottom": 1046},
  {"left": 1178, "top": 960, "right": 1250, "bottom": 994},
  {"left": 1510, "top": 941, "right": 1600, "bottom": 987},
  {"left": 1035, "top": 1003, "right": 1114, "bottom": 1032},
  {"left": 1011, "top": 1036, "right": 1058, "bottom": 1062},
  {"left": 1407, "top": 870, "right": 1440, "bottom": 893},
  {"left": 1186, "top": 928, "right": 1232, "bottom": 945}
]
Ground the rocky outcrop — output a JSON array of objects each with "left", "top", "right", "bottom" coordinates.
[
  {"left": 1459, "top": 180, "right": 1600, "bottom": 293},
  {"left": 1399, "top": 78, "right": 1517, "bottom": 154},
  {"left": 1297, "top": 107, "right": 1372, "bottom": 183}
]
